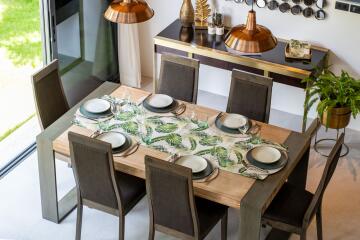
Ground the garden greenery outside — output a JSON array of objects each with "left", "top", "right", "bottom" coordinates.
[{"left": 0, "top": 0, "right": 41, "bottom": 142}]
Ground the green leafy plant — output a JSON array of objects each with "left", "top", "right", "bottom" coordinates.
[{"left": 303, "top": 69, "right": 360, "bottom": 126}]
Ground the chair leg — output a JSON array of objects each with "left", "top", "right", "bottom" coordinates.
[
  {"left": 316, "top": 207, "right": 323, "bottom": 240},
  {"left": 119, "top": 215, "right": 125, "bottom": 240},
  {"left": 148, "top": 216, "right": 155, "bottom": 240},
  {"left": 221, "top": 211, "right": 228, "bottom": 240},
  {"left": 300, "top": 230, "right": 307, "bottom": 240},
  {"left": 75, "top": 202, "right": 83, "bottom": 240}
]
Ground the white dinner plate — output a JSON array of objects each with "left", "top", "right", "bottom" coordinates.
[
  {"left": 251, "top": 146, "right": 281, "bottom": 164},
  {"left": 221, "top": 114, "right": 248, "bottom": 129},
  {"left": 176, "top": 155, "right": 208, "bottom": 173},
  {"left": 83, "top": 99, "right": 111, "bottom": 114},
  {"left": 97, "top": 132, "right": 126, "bottom": 149},
  {"left": 147, "top": 94, "right": 173, "bottom": 108}
]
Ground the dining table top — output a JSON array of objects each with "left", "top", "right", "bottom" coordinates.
[{"left": 52, "top": 85, "right": 294, "bottom": 209}]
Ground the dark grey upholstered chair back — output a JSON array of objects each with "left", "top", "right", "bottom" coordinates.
[
  {"left": 32, "top": 59, "right": 69, "bottom": 129},
  {"left": 227, "top": 69, "right": 273, "bottom": 123},
  {"left": 145, "top": 155, "right": 200, "bottom": 238},
  {"left": 68, "top": 132, "right": 121, "bottom": 210},
  {"left": 303, "top": 133, "right": 344, "bottom": 224},
  {"left": 157, "top": 54, "right": 200, "bottom": 103}
]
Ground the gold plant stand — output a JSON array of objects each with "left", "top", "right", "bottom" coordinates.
[{"left": 314, "top": 127, "right": 349, "bottom": 157}]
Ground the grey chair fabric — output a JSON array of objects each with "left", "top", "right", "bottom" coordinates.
[
  {"left": 145, "top": 155, "right": 228, "bottom": 240},
  {"left": 32, "top": 59, "right": 69, "bottom": 129},
  {"left": 263, "top": 133, "right": 344, "bottom": 240},
  {"left": 227, "top": 69, "right": 273, "bottom": 123},
  {"left": 68, "top": 132, "right": 146, "bottom": 240},
  {"left": 157, "top": 54, "right": 200, "bottom": 103}
]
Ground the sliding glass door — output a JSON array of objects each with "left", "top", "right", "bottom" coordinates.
[{"left": 41, "top": 0, "right": 119, "bottom": 106}]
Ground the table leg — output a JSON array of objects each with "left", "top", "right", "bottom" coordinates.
[
  {"left": 288, "top": 146, "right": 310, "bottom": 189},
  {"left": 239, "top": 132, "right": 309, "bottom": 240},
  {"left": 37, "top": 82, "right": 119, "bottom": 223},
  {"left": 37, "top": 136, "right": 77, "bottom": 223}
]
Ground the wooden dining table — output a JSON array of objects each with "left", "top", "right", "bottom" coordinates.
[{"left": 37, "top": 82, "right": 311, "bottom": 240}]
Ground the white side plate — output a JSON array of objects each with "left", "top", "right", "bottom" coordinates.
[
  {"left": 97, "top": 132, "right": 126, "bottom": 149},
  {"left": 251, "top": 146, "right": 281, "bottom": 164},
  {"left": 221, "top": 114, "right": 248, "bottom": 129},
  {"left": 147, "top": 94, "right": 173, "bottom": 108},
  {"left": 176, "top": 155, "right": 208, "bottom": 173},
  {"left": 83, "top": 99, "right": 111, "bottom": 114}
]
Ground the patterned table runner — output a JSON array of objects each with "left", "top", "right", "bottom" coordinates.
[{"left": 73, "top": 96, "right": 287, "bottom": 180}]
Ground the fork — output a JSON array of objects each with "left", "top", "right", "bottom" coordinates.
[
  {"left": 114, "top": 142, "right": 140, "bottom": 157},
  {"left": 241, "top": 158, "right": 269, "bottom": 174},
  {"left": 137, "top": 93, "right": 153, "bottom": 106},
  {"left": 172, "top": 103, "right": 186, "bottom": 116}
]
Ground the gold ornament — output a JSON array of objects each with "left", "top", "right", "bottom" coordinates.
[{"left": 195, "top": 0, "right": 211, "bottom": 29}]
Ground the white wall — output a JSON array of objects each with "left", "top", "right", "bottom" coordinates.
[{"left": 138, "top": 0, "right": 360, "bottom": 130}]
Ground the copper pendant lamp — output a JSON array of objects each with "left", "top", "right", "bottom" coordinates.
[
  {"left": 225, "top": 6, "right": 277, "bottom": 53},
  {"left": 104, "top": 0, "right": 154, "bottom": 24}
]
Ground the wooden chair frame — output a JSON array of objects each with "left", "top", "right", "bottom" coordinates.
[
  {"left": 145, "top": 155, "right": 227, "bottom": 240},
  {"left": 68, "top": 132, "right": 125, "bottom": 240},
  {"left": 262, "top": 133, "right": 344, "bottom": 240},
  {"left": 157, "top": 54, "right": 200, "bottom": 104},
  {"left": 227, "top": 69, "right": 273, "bottom": 123},
  {"left": 31, "top": 59, "right": 69, "bottom": 130}
]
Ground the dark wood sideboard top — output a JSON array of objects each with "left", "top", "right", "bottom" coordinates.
[{"left": 155, "top": 19, "right": 328, "bottom": 75}]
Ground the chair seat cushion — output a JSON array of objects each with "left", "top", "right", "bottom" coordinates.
[
  {"left": 263, "top": 183, "right": 314, "bottom": 227},
  {"left": 195, "top": 197, "right": 228, "bottom": 239},
  {"left": 115, "top": 171, "right": 146, "bottom": 214}
]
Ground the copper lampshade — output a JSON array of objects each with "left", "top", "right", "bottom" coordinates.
[
  {"left": 104, "top": 0, "right": 154, "bottom": 24},
  {"left": 225, "top": 10, "right": 277, "bottom": 53}
]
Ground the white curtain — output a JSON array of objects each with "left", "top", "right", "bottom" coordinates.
[{"left": 118, "top": 24, "right": 142, "bottom": 88}]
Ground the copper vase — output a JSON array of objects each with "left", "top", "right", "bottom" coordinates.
[{"left": 180, "top": 0, "right": 194, "bottom": 27}]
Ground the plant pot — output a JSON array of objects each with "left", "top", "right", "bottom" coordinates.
[
  {"left": 320, "top": 106, "right": 351, "bottom": 129},
  {"left": 180, "top": 0, "right": 194, "bottom": 27}
]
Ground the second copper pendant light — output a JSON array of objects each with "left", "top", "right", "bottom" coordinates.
[{"left": 225, "top": 3, "right": 277, "bottom": 53}]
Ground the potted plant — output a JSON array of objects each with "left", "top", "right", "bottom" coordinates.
[{"left": 303, "top": 69, "right": 360, "bottom": 129}]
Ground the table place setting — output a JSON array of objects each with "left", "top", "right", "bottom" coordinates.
[
  {"left": 72, "top": 94, "right": 288, "bottom": 180},
  {"left": 167, "top": 153, "right": 220, "bottom": 183},
  {"left": 141, "top": 93, "right": 186, "bottom": 116},
  {"left": 74, "top": 98, "right": 114, "bottom": 123}
]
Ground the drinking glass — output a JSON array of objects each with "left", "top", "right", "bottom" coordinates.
[
  {"left": 111, "top": 102, "right": 122, "bottom": 119},
  {"left": 197, "top": 112, "right": 210, "bottom": 128},
  {"left": 135, "top": 109, "right": 147, "bottom": 136},
  {"left": 122, "top": 89, "right": 132, "bottom": 104}
]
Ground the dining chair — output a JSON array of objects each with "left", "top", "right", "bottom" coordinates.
[
  {"left": 156, "top": 54, "right": 200, "bottom": 103},
  {"left": 262, "top": 133, "right": 344, "bottom": 240},
  {"left": 226, "top": 69, "right": 273, "bottom": 123},
  {"left": 144, "top": 155, "right": 228, "bottom": 240},
  {"left": 68, "top": 132, "right": 146, "bottom": 240},
  {"left": 32, "top": 59, "right": 69, "bottom": 130}
]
